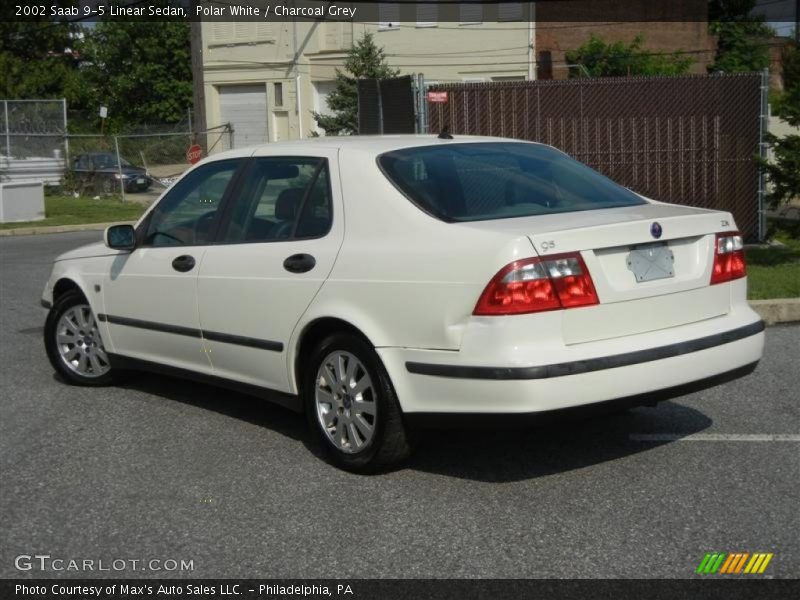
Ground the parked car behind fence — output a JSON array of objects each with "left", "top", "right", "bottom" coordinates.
[{"left": 71, "top": 152, "right": 152, "bottom": 194}]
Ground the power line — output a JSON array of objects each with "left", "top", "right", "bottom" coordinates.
[{"left": 209, "top": 39, "right": 790, "bottom": 71}]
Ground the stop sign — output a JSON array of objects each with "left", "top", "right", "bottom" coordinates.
[{"left": 186, "top": 144, "right": 203, "bottom": 164}]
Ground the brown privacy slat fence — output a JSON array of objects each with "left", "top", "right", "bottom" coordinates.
[{"left": 426, "top": 74, "right": 764, "bottom": 240}]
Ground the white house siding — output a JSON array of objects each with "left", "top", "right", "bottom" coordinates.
[{"left": 201, "top": 17, "right": 535, "bottom": 148}]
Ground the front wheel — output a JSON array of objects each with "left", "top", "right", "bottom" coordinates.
[
  {"left": 44, "top": 290, "right": 116, "bottom": 386},
  {"left": 304, "top": 333, "right": 412, "bottom": 472}
]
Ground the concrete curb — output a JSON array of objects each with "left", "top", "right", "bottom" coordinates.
[
  {"left": 749, "top": 298, "right": 800, "bottom": 325},
  {"left": 0, "top": 222, "right": 134, "bottom": 237}
]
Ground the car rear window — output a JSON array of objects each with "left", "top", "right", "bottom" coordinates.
[{"left": 378, "top": 142, "right": 646, "bottom": 222}]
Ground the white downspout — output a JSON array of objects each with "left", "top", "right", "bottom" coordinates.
[
  {"left": 528, "top": 3, "right": 536, "bottom": 81},
  {"left": 292, "top": 12, "right": 304, "bottom": 139}
]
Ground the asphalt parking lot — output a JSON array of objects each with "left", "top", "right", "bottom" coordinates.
[{"left": 1, "top": 231, "right": 798, "bottom": 579}]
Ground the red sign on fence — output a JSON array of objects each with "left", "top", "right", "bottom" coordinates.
[
  {"left": 186, "top": 144, "right": 203, "bottom": 164},
  {"left": 427, "top": 91, "right": 448, "bottom": 103}
]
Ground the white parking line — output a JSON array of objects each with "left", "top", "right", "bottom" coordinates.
[{"left": 629, "top": 433, "right": 800, "bottom": 442}]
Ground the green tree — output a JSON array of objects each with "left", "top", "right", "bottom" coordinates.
[
  {"left": 313, "top": 33, "right": 399, "bottom": 135},
  {"left": 78, "top": 20, "right": 192, "bottom": 130},
  {"left": 708, "top": 0, "right": 774, "bottom": 73},
  {"left": 760, "top": 45, "right": 800, "bottom": 214},
  {"left": 565, "top": 35, "right": 693, "bottom": 78},
  {"left": 773, "top": 44, "right": 800, "bottom": 123},
  {"left": 0, "top": 5, "right": 82, "bottom": 100}
]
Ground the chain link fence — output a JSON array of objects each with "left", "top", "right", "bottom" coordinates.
[
  {"left": 0, "top": 98, "right": 232, "bottom": 202},
  {"left": 425, "top": 73, "right": 766, "bottom": 241},
  {"left": 1, "top": 99, "right": 68, "bottom": 185},
  {"left": 60, "top": 126, "right": 233, "bottom": 200}
]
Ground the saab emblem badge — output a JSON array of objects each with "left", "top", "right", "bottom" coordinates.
[{"left": 650, "top": 222, "right": 663, "bottom": 239}]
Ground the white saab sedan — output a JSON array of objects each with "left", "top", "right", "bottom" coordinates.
[{"left": 42, "top": 136, "right": 764, "bottom": 471}]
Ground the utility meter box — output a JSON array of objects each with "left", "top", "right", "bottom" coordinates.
[{"left": 0, "top": 180, "right": 45, "bottom": 223}]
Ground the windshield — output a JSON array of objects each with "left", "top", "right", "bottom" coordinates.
[{"left": 378, "top": 142, "right": 646, "bottom": 222}]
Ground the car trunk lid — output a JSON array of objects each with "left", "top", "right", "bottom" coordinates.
[{"left": 458, "top": 202, "right": 737, "bottom": 344}]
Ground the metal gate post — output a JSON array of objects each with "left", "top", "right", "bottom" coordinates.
[
  {"left": 4, "top": 100, "right": 10, "bottom": 158},
  {"left": 758, "top": 68, "right": 769, "bottom": 242},
  {"left": 62, "top": 98, "right": 69, "bottom": 167},
  {"left": 114, "top": 135, "right": 125, "bottom": 202},
  {"left": 377, "top": 81, "right": 384, "bottom": 135},
  {"left": 416, "top": 74, "right": 428, "bottom": 134},
  {"left": 414, "top": 73, "right": 423, "bottom": 134}
]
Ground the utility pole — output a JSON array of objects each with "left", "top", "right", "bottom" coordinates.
[{"left": 190, "top": 6, "right": 207, "bottom": 143}]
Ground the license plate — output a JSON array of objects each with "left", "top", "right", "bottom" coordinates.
[
  {"left": 136, "top": 178, "right": 145, "bottom": 184},
  {"left": 627, "top": 243, "right": 674, "bottom": 282}
]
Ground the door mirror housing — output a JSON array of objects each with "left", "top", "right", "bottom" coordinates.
[{"left": 104, "top": 224, "right": 136, "bottom": 251}]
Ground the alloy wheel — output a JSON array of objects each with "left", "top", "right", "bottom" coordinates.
[
  {"left": 314, "top": 351, "right": 377, "bottom": 454},
  {"left": 55, "top": 304, "right": 110, "bottom": 378}
]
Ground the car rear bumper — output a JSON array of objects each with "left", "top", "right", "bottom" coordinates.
[
  {"left": 377, "top": 313, "right": 765, "bottom": 415},
  {"left": 403, "top": 361, "right": 759, "bottom": 428},
  {"left": 405, "top": 320, "right": 764, "bottom": 380}
]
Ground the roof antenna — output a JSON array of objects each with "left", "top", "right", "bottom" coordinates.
[{"left": 438, "top": 124, "right": 453, "bottom": 140}]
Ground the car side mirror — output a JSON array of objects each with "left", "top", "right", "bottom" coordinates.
[{"left": 104, "top": 224, "right": 136, "bottom": 251}]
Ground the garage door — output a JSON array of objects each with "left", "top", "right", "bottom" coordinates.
[{"left": 218, "top": 85, "right": 268, "bottom": 148}]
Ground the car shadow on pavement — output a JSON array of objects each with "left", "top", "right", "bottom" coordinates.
[
  {"left": 113, "top": 372, "right": 310, "bottom": 444},
  {"left": 108, "top": 370, "right": 712, "bottom": 482},
  {"left": 406, "top": 402, "right": 713, "bottom": 482}
]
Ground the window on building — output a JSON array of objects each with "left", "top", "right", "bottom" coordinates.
[
  {"left": 538, "top": 51, "right": 554, "bottom": 80},
  {"left": 378, "top": 4, "right": 400, "bottom": 30},
  {"left": 498, "top": 2, "right": 524, "bottom": 22},
  {"left": 274, "top": 82, "right": 284, "bottom": 107},
  {"left": 417, "top": 2, "right": 438, "bottom": 27},
  {"left": 312, "top": 81, "right": 337, "bottom": 135},
  {"left": 459, "top": 1, "right": 482, "bottom": 24}
]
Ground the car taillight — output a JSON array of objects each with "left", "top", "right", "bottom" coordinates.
[
  {"left": 474, "top": 253, "right": 599, "bottom": 315},
  {"left": 710, "top": 232, "right": 746, "bottom": 285}
]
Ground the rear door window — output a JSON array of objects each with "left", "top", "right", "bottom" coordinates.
[{"left": 220, "top": 157, "right": 332, "bottom": 243}]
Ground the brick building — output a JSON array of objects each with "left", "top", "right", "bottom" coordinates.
[{"left": 535, "top": 0, "right": 715, "bottom": 79}]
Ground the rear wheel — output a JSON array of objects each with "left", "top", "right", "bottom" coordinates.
[
  {"left": 303, "top": 333, "right": 412, "bottom": 472},
  {"left": 44, "top": 290, "right": 115, "bottom": 386}
]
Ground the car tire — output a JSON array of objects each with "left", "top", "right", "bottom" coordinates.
[
  {"left": 303, "top": 333, "right": 412, "bottom": 473},
  {"left": 44, "top": 290, "right": 116, "bottom": 386}
]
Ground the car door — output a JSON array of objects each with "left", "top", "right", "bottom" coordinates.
[
  {"left": 102, "top": 158, "right": 246, "bottom": 372},
  {"left": 196, "top": 149, "right": 344, "bottom": 392}
]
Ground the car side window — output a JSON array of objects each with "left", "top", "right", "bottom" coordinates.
[
  {"left": 221, "top": 157, "right": 332, "bottom": 243},
  {"left": 143, "top": 159, "right": 242, "bottom": 247}
]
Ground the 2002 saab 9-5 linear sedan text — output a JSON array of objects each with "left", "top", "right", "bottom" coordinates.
[{"left": 42, "top": 136, "right": 765, "bottom": 471}]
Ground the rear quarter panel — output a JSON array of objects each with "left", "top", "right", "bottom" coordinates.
[{"left": 294, "top": 146, "right": 535, "bottom": 351}]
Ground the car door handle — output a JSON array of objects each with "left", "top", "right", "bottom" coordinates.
[
  {"left": 283, "top": 253, "right": 316, "bottom": 274},
  {"left": 171, "top": 255, "right": 196, "bottom": 272}
]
